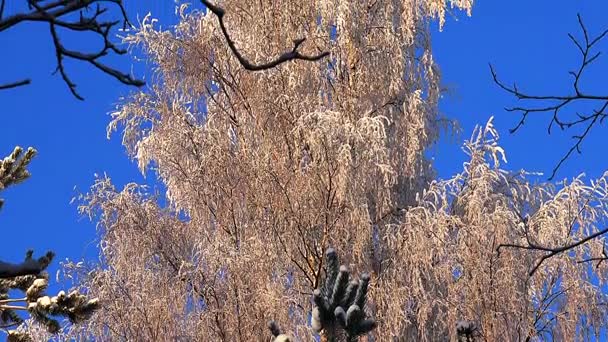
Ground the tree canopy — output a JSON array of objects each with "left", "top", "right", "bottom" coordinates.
[{"left": 4, "top": 1, "right": 608, "bottom": 341}]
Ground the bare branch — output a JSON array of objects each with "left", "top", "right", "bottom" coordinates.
[
  {"left": 1, "top": 0, "right": 331, "bottom": 99},
  {"left": 498, "top": 215, "right": 608, "bottom": 276},
  {"left": 491, "top": 14, "right": 608, "bottom": 180},
  {"left": 0, "top": 250, "right": 54, "bottom": 279},
  {"left": 200, "top": 0, "right": 330, "bottom": 71},
  {"left": 577, "top": 242, "right": 608, "bottom": 268},
  {"left": 0, "top": 78, "right": 31, "bottom": 90},
  {"left": 0, "top": 0, "right": 144, "bottom": 99},
  {"left": 0, "top": 0, "right": 5, "bottom": 21}
]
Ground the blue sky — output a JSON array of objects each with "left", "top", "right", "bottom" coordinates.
[
  {"left": 431, "top": 1, "right": 606, "bottom": 180},
  {"left": 0, "top": 0, "right": 606, "bottom": 329}
]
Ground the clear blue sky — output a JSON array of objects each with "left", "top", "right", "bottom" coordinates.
[{"left": 0, "top": 0, "right": 606, "bottom": 322}]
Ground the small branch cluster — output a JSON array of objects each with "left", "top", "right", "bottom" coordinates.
[
  {"left": 200, "top": 0, "right": 330, "bottom": 71},
  {"left": 0, "top": 252, "right": 98, "bottom": 340},
  {"left": 0, "top": 0, "right": 332, "bottom": 100},
  {"left": 0, "top": 250, "right": 54, "bottom": 280},
  {"left": 0, "top": 146, "right": 37, "bottom": 210},
  {"left": 1, "top": 147, "right": 98, "bottom": 338},
  {"left": 0, "top": 0, "right": 144, "bottom": 99},
  {"left": 490, "top": 14, "right": 608, "bottom": 180},
  {"left": 311, "top": 248, "right": 376, "bottom": 341},
  {"left": 267, "top": 321, "right": 294, "bottom": 342}
]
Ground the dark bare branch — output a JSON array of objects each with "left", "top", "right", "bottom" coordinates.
[
  {"left": 576, "top": 240, "right": 608, "bottom": 268},
  {"left": 498, "top": 214, "right": 608, "bottom": 276},
  {"left": 200, "top": 0, "right": 330, "bottom": 71},
  {"left": 1, "top": 0, "right": 330, "bottom": 98},
  {"left": 0, "top": 250, "right": 54, "bottom": 279},
  {"left": 0, "top": 79, "right": 31, "bottom": 90},
  {"left": 0, "top": 0, "right": 6, "bottom": 21},
  {"left": 491, "top": 14, "right": 608, "bottom": 180},
  {"left": 0, "top": 0, "right": 144, "bottom": 99}
]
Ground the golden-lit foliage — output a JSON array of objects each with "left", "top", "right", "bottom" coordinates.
[{"left": 57, "top": 1, "right": 608, "bottom": 341}]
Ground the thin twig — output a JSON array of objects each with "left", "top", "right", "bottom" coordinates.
[
  {"left": 490, "top": 14, "right": 608, "bottom": 180},
  {"left": 0, "top": 0, "right": 144, "bottom": 99},
  {"left": 0, "top": 304, "right": 28, "bottom": 311},
  {"left": 0, "top": 79, "right": 31, "bottom": 90},
  {"left": 498, "top": 222, "right": 608, "bottom": 276}
]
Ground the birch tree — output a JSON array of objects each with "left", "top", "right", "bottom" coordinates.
[{"left": 57, "top": 1, "right": 608, "bottom": 340}]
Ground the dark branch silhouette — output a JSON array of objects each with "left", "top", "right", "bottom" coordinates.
[
  {"left": 200, "top": 0, "right": 330, "bottom": 71},
  {"left": 1, "top": 1, "right": 331, "bottom": 99},
  {"left": 0, "top": 0, "right": 144, "bottom": 99},
  {"left": 491, "top": 14, "right": 608, "bottom": 180},
  {"left": 497, "top": 212, "right": 608, "bottom": 276},
  {"left": 0, "top": 79, "right": 31, "bottom": 90},
  {"left": 577, "top": 243, "right": 608, "bottom": 268},
  {"left": 0, "top": 250, "right": 54, "bottom": 279}
]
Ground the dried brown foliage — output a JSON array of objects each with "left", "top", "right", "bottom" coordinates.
[{"left": 53, "top": 1, "right": 608, "bottom": 341}]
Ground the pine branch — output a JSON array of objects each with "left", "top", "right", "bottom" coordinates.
[{"left": 311, "top": 248, "right": 376, "bottom": 341}]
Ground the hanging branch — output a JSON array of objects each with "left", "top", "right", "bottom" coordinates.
[
  {"left": 499, "top": 226, "right": 608, "bottom": 276},
  {"left": 497, "top": 213, "right": 608, "bottom": 276},
  {"left": 490, "top": 14, "right": 608, "bottom": 180},
  {"left": 200, "top": 0, "right": 330, "bottom": 71},
  {"left": 0, "top": 0, "right": 144, "bottom": 99}
]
